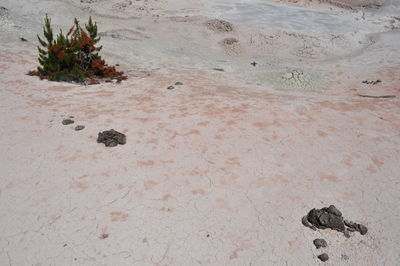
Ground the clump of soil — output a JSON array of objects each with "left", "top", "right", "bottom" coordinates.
[
  {"left": 344, "top": 220, "right": 368, "bottom": 235},
  {"left": 305, "top": 205, "right": 346, "bottom": 232},
  {"left": 313, "top": 238, "right": 328, "bottom": 249},
  {"left": 99, "top": 233, "right": 109, "bottom": 239},
  {"left": 97, "top": 129, "right": 126, "bottom": 147},
  {"left": 302, "top": 205, "right": 368, "bottom": 236},
  {"left": 62, "top": 119, "right": 74, "bottom": 125},
  {"left": 318, "top": 253, "right": 329, "bottom": 262},
  {"left": 75, "top": 125, "right": 85, "bottom": 131},
  {"left": 205, "top": 19, "right": 234, "bottom": 33}
]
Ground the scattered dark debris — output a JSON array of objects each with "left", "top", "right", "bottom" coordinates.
[
  {"left": 206, "top": 234, "right": 210, "bottom": 238},
  {"left": 303, "top": 205, "right": 368, "bottom": 262},
  {"left": 20, "top": 37, "right": 28, "bottom": 42},
  {"left": 344, "top": 220, "right": 368, "bottom": 235},
  {"left": 97, "top": 129, "right": 126, "bottom": 147},
  {"left": 62, "top": 119, "right": 74, "bottom": 125},
  {"left": 75, "top": 125, "right": 85, "bottom": 131},
  {"left": 212, "top": 68, "right": 224, "bottom": 72},
  {"left": 167, "top": 85, "right": 175, "bottom": 90},
  {"left": 356, "top": 94, "right": 395, "bottom": 99},
  {"left": 100, "top": 233, "right": 109, "bottom": 239},
  {"left": 362, "top": 79, "right": 381, "bottom": 85},
  {"left": 175, "top": 81, "right": 183, "bottom": 86},
  {"left": 318, "top": 253, "right": 329, "bottom": 262},
  {"left": 313, "top": 238, "right": 327, "bottom": 249},
  {"left": 63, "top": 243, "right": 67, "bottom": 247},
  {"left": 251, "top": 62, "right": 257, "bottom": 67}
]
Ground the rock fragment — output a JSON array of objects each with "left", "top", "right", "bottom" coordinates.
[
  {"left": 75, "top": 125, "right": 85, "bottom": 131},
  {"left": 99, "top": 233, "right": 109, "bottom": 239},
  {"left": 62, "top": 119, "right": 74, "bottom": 125},
  {"left": 175, "top": 81, "right": 183, "bottom": 86},
  {"left": 318, "top": 253, "right": 329, "bottom": 262},
  {"left": 306, "top": 205, "right": 345, "bottom": 232},
  {"left": 97, "top": 129, "right": 126, "bottom": 147},
  {"left": 313, "top": 238, "right": 327, "bottom": 249},
  {"left": 344, "top": 220, "right": 368, "bottom": 235}
]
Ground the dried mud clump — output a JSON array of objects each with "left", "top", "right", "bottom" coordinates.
[
  {"left": 302, "top": 205, "right": 368, "bottom": 236},
  {"left": 313, "top": 238, "right": 328, "bottom": 249},
  {"left": 62, "top": 119, "right": 74, "bottom": 125},
  {"left": 305, "top": 205, "right": 346, "bottom": 232},
  {"left": 318, "top": 253, "right": 329, "bottom": 262},
  {"left": 205, "top": 19, "right": 234, "bottom": 33},
  {"left": 97, "top": 129, "right": 126, "bottom": 147}
]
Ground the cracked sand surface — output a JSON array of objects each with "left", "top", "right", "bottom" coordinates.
[{"left": 0, "top": 0, "right": 400, "bottom": 265}]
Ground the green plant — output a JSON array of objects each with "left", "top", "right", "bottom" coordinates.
[{"left": 29, "top": 15, "right": 126, "bottom": 84}]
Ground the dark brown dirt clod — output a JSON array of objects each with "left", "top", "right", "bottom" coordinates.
[
  {"left": 97, "top": 129, "right": 126, "bottom": 147},
  {"left": 62, "top": 119, "right": 74, "bottom": 125},
  {"left": 313, "top": 238, "right": 328, "bottom": 249},
  {"left": 318, "top": 253, "right": 329, "bottom": 262},
  {"left": 306, "top": 205, "right": 345, "bottom": 232},
  {"left": 75, "top": 125, "right": 85, "bottom": 131}
]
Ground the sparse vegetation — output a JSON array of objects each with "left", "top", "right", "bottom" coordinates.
[{"left": 28, "top": 15, "right": 126, "bottom": 84}]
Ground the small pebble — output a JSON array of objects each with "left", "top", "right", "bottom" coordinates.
[
  {"left": 20, "top": 37, "right": 28, "bottom": 42},
  {"left": 167, "top": 85, "right": 175, "bottom": 90},
  {"left": 62, "top": 119, "right": 74, "bottom": 125},
  {"left": 313, "top": 238, "right": 327, "bottom": 249},
  {"left": 75, "top": 125, "right": 85, "bottom": 131},
  {"left": 358, "top": 224, "right": 368, "bottom": 235},
  {"left": 100, "top": 233, "right": 109, "bottom": 239},
  {"left": 175, "top": 81, "right": 183, "bottom": 86},
  {"left": 318, "top": 253, "right": 329, "bottom": 262}
]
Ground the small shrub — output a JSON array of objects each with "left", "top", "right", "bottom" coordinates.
[{"left": 29, "top": 15, "right": 127, "bottom": 84}]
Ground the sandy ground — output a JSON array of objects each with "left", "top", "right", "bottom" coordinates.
[{"left": 0, "top": 0, "right": 400, "bottom": 265}]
